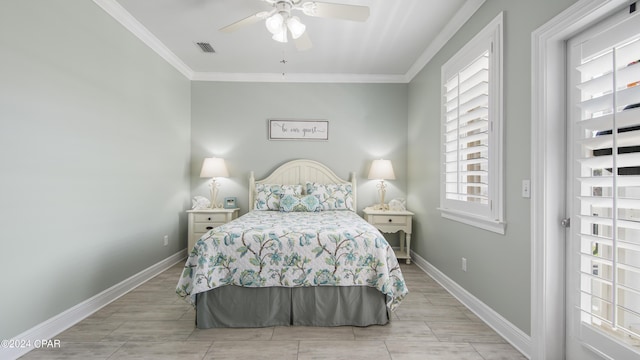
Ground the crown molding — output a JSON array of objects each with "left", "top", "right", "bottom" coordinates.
[
  {"left": 92, "top": 0, "right": 194, "bottom": 79},
  {"left": 93, "top": 0, "right": 483, "bottom": 84},
  {"left": 191, "top": 71, "right": 407, "bottom": 83},
  {"left": 405, "top": 0, "right": 486, "bottom": 81}
]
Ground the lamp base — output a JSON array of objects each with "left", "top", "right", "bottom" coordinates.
[
  {"left": 372, "top": 203, "right": 389, "bottom": 211},
  {"left": 374, "top": 180, "right": 388, "bottom": 210},
  {"left": 209, "top": 178, "right": 221, "bottom": 209}
]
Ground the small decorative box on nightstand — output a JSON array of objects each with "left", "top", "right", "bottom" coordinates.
[
  {"left": 187, "top": 208, "right": 239, "bottom": 251},
  {"left": 362, "top": 207, "right": 414, "bottom": 264}
]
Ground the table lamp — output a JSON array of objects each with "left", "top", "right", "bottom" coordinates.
[{"left": 368, "top": 159, "right": 395, "bottom": 210}]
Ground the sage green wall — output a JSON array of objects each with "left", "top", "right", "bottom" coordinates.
[
  {"left": 407, "top": 0, "right": 577, "bottom": 335},
  {"left": 0, "top": 0, "right": 191, "bottom": 340},
  {"left": 0, "top": 0, "right": 582, "bottom": 344},
  {"left": 190, "top": 82, "right": 408, "bottom": 216}
]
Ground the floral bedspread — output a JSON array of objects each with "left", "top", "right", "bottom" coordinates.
[{"left": 176, "top": 210, "right": 408, "bottom": 310}]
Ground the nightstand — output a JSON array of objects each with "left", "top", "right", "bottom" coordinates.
[
  {"left": 363, "top": 207, "right": 414, "bottom": 264},
  {"left": 187, "top": 208, "right": 239, "bottom": 251}
]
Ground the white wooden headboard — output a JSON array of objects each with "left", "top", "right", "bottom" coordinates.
[{"left": 249, "top": 159, "right": 357, "bottom": 210}]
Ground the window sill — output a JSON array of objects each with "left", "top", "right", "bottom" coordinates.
[{"left": 439, "top": 208, "right": 506, "bottom": 235}]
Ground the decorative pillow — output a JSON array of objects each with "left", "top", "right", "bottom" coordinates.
[
  {"left": 254, "top": 184, "right": 303, "bottom": 211},
  {"left": 305, "top": 182, "right": 354, "bottom": 211},
  {"left": 279, "top": 194, "right": 322, "bottom": 212}
]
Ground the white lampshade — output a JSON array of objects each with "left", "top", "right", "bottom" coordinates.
[
  {"left": 200, "top": 157, "right": 229, "bottom": 178},
  {"left": 368, "top": 159, "right": 396, "bottom": 180},
  {"left": 287, "top": 16, "right": 306, "bottom": 39},
  {"left": 272, "top": 29, "right": 288, "bottom": 43},
  {"left": 265, "top": 13, "right": 285, "bottom": 35}
]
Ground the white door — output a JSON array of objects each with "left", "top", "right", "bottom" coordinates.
[{"left": 567, "top": 7, "right": 640, "bottom": 360}]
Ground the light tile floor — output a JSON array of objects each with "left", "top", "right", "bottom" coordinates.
[{"left": 20, "top": 263, "right": 527, "bottom": 359}]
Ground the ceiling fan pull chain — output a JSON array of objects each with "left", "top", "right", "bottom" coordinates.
[{"left": 281, "top": 49, "right": 288, "bottom": 77}]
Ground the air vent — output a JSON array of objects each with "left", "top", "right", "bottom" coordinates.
[{"left": 196, "top": 42, "right": 215, "bottom": 53}]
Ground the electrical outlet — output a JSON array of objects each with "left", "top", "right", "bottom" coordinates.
[
  {"left": 163, "top": 235, "right": 169, "bottom": 246},
  {"left": 462, "top": 257, "right": 467, "bottom": 272},
  {"left": 522, "top": 179, "right": 531, "bottom": 198}
]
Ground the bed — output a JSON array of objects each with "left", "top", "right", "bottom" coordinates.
[{"left": 176, "top": 159, "right": 408, "bottom": 328}]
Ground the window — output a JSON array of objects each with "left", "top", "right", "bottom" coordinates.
[
  {"left": 569, "top": 7, "right": 640, "bottom": 356},
  {"left": 440, "top": 12, "right": 504, "bottom": 234}
]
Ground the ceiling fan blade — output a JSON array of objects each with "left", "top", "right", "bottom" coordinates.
[
  {"left": 219, "top": 11, "right": 271, "bottom": 33},
  {"left": 301, "top": 2, "right": 370, "bottom": 22},
  {"left": 293, "top": 31, "right": 312, "bottom": 51}
]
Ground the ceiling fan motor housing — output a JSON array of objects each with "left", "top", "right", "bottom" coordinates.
[{"left": 275, "top": 1, "right": 293, "bottom": 17}]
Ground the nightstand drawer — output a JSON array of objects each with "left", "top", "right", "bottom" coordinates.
[
  {"left": 194, "top": 213, "right": 227, "bottom": 223},
  {"left": 187, "top": 208, "right": 239, "bottom": 251},
  {"left": 194, "top": 223, "right": 222, "bottom": 233},
  {"left": 371, "top": 215, "right": 407, "bottom": 225},
  {"left": 192, "top": 231, "right": 207, "bottom": 239}
]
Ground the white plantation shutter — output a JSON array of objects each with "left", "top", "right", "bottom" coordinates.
[
  {"left": 444, "top": 51, "right": 490, "bottom": 205},
  {"left": 440, "top": 13, "right": 503, "bottom": 234},
  {"left": 570, "top": 8, "right": 640, "bottom": 353}
]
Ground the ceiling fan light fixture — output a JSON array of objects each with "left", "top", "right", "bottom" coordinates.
[
  {"left": 220, "top": 0, "right": 370, "bottom": 50},
  {"left": 272, "top": 28, "right": 288, "bottom": 43},
  {"left": 265, "top": 13, "right": 285, "bottom": 35},
  {"left": 287, "top": 16, "right": 306, "bottom": 39}
]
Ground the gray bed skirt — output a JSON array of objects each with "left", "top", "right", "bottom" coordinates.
[{"left": 195, "top": 285, "right": 389, "bottom": 328}]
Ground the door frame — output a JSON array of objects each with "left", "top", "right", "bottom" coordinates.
[{"left": 531, "top": 0, "right": 629, "bottom": 359}]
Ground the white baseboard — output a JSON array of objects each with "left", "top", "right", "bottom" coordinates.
[
  {"left": 3, "top": 250, "right": 187, "bottom": 360},
  {"left": 410, "top": 251, "right": 532, "bottom": 359}
]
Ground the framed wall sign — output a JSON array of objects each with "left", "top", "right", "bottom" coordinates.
[{"left": 268, "top": 119, "right": 329, "bottom": 141}]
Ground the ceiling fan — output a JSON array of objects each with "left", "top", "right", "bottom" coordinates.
[{"left": 219, "top": 0, "right": 370, "bottom": 51}]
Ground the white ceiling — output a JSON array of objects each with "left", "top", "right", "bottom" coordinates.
[{"left": 97, "top": 0, "right": 483, "bottom": 82}]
